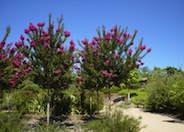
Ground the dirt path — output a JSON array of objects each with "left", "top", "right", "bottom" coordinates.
[
  {"left": 112, "top": 101, "right": 184, "bottom": 132},
  {"left": 122, "top": 107, "right": 184, "bottom": 132}
]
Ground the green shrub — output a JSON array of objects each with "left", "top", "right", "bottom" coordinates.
[
  {"left": 146, "top": 77, "right": 172, "bottom": 112},
  {"left": 30, "top": 121, "right": 68, "bottom": 132},
  {"left": 102, "top": 85, "right": 121, "bottom": 94},
  {"left": 0, "top": 112, "right": 26, "bottom": 132},
  {"left": 171, "top": 80, "right": 184, "bottom": 113},
  {"left": 82, "top": 109, "right": 142, "bottom": 132},
  {"left": 2, "top": 79, "right": 47, "bottom": 115},
  {"left": 80, "top": 90, "right": 104, "bottom": 115},
  {"left": 8, "top": 89, "right": 34, "bottom": 114},
  {"left": 52, "top": 92, "right": 72, "bottom": 116},
  {"left": 145, "top": 75, "right": 184, "bottom": 113},
  {"left": 27, "top": 89, "right": 47, "bottom": 115}
]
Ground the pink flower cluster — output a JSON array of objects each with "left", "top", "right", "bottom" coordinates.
[
  {"left": 64, "top": 30, "right": 70, "bottom": 37},
  {"left": 70, "top": 40, "right": 75, "bottom": 50},
  {"left": 102, "top": 70, "right": 113, "bottom": 78},
  {"left": 58, "top": 45, "right": 64, "bottom": 54},
  {"left": 15, "top": 41, "right": 23, "bottom": 47},
  {"left": 0, "top": 53, "right": 7, "bottom": 59},
  {"left": 140, "top": 45, "right": 152, "bottom": 53},
  {"left": 29, "top": 23, "right": 38, "bottom": 32},
  {"left": 37, "top": 22, "right": 45, "bottom": 27},
  {"left": 55, "top": 69, "right": 61, "bottom": 74},
  {"left": 77, "top": 77, "right": 84, "bottom": 83}
]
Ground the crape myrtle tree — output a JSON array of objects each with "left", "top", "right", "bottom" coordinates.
[
  {"left": 17, "top": 14, "right": 76, "bottom": 124},
  {"left": 77, "top": 25, "right": 151, "bottom": 110},
  {"left": 0, "top": 26, "right": 31, "bottom": 110},
  {"left": 76, "top": 38, "right": 105, "bottom": 116}
]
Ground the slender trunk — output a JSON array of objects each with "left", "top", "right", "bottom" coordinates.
[
  {"left": 90, "top": 91, "right": 92, "bottom": 118},
  {"left": 80, "top": 90, "right": 85, "bottom": 115},
  {"left": 108, "top": 84, "right": 111, "bottom": 111},
  {"left": 47, "top": 87, "right": 51, "bottom": 126},
  {"left": 96, "top": 89, "right": 99, "bottom": 114},
  {"left": 8, "top": 92, "right": 10, "bottom": 113},
  {"left": 128, "top": 88, "right": 130, "bottom": 102},
  {"left": 0, "top": 88, "right": 3, "bottom": 112}
]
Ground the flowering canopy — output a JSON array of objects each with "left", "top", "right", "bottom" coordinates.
[
  {"left": 78, "top": 25, "right": 151, "bottom": 90},
  {"left": 0, "top": 26, "right": 31, "bottom": 87},
  {"left": 17, "top": 14, "right": 76, "bottom": 90}
]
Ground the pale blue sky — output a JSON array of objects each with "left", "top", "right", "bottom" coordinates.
[{"left": 0, "top": 0, "right": 184, "bottom": 70}]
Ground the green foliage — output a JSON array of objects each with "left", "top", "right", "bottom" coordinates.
[
  {"left": 170, "top": 79, "right": 184, "bottom": 112},
  {"left": 31, "top": 121, "right": 68, "bottom": 132},
  {"left": 126, "top": 69, "right": 142, "bottom": 89},
  {"left": 7, "top": 89, "right": 34, "bottom": 114},
  {"left": 102, "top": 85, "right": 120, "bottom": 94},
  {"left": 146, "top": 73, "right": 184, "bottom": 114},
  {"left": 19, "top": 14, "right": 76, "bottom": 90},
  {"left": 27, "top": 90, "right": 47, "bottom": 115},
  {"left": 130, "top": 89, "right": 146, "bottom": 107},
  {"left": 146, "top": 76, "right": 174, "bottom": 112},
  {"left": 82, "top": 90, "right": 104, "bottom": 115},
  {"left": 0, "top": 112, "right": 26, "bottom": 132},
  {"left": 2, "top": 79, "right": 47, "bottom": 115},
  {"left": 82, "top": 110, "right": 142, "bottom": 132},
  {"left": 118, "top": 88, "right": 146, "bottom": 107},
  {"left": 52, "top": 92, "right": 72, "bottom": 116}
]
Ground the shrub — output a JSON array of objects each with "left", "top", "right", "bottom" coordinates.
[
  {"left": 171, "top": 79, "right": 184, "bottom": 113},
  {"left": 7, "top": 89, "right": 34, "bottom": 114},
  {"left": 52, "top": 92, "right": 72, "bottom": 116},
  {"left": 102, "top": 85, "right": 120, "bottom": 94},
  {"left": 146, "top": 77, "right": 172, "bottom": 112},
  {"left": 80, "top": 90, "right": 104, "bottom": 115},
  {"left": 145, "top": 75, "right": 184, "bottom": 113},
  {"left": 82, "top": 109, "right": 142, "bottom": 132},
  {"left": 2, "top": 79, "right": 47, "bottom": 115},
  {"left": 0, "top": 112, "right": 26, "bottom": 131},
  {"left": 27, "top": 90, "right": 47, "bottom": 115},
  {"left": 30, "top": 121, "right": 68, "bottom": 132}
]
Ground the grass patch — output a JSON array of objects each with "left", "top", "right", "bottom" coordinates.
[{"left": 117, "top": 88, "right": 146, "bottom": 107}]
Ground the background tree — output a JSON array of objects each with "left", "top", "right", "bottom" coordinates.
[
  {"left": 18, "top": 14, "right": 76, "bottom": 124},
  {"left": 126, "top": 69, "right": 142, "bottom": 101},
  {"left": 164, "top": 66, "right": 182, "bottom": 76},
  {"left": 0, "top": 27, "right": 31, "bottom": 111}
]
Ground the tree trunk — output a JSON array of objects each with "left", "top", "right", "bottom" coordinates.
[
  {"left": 96, "top": 89, "right": 99, "bottom": 114},
  {"left": 47, "top": 87, "right": 51, "bottom": 126},
  {"left": 0, "top": 88, "right": 3, "bottom": 111},
  {"left": 108, "top": 84, "right": 111, "bottom": 111},
  {"left": 128, "top": 88, "right": 130, "bottom": 102},
  {"left": 90, "top": 92, "right": 93, "bottom": 118},
  {"left": 80, "top": 90, "right": 85, "bottom": 115}
]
